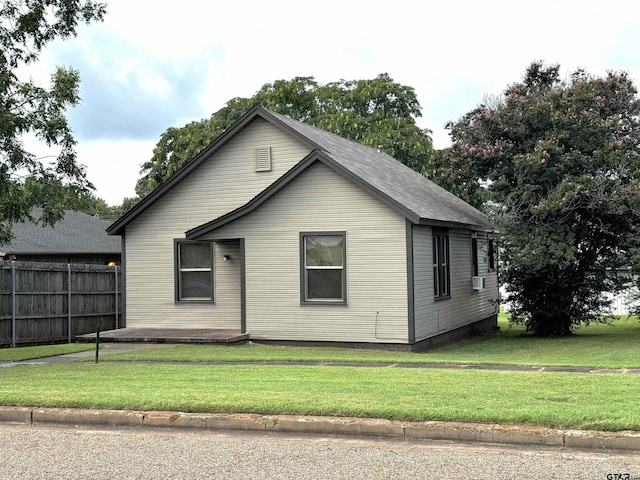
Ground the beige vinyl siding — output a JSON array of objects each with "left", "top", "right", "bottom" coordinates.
[
  {"left": 200, "top": 162, "right": 409, "bottom": 344},
  {"left": 412, "top": 225, "right": 432, "bottom": 336},
  {"left": 413, "top": 226, "right": 499, "bottom": 341},
  {"left": 213, "top": 241, "right": 241, "bottom": 322},
  {"left": 124, "top": 118, "right": 311, "bottom": 328}
]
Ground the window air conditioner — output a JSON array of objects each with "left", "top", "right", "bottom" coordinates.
[{"left": 472, "top": 276, "right": 485, "bottom": 291}]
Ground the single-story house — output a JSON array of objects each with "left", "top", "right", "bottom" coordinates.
[
  {"left": 107, "top": 106, "right": 499, "bottom": 350},
  {"left": 1, "top": 209, "right": 121, "bottom": 265}
]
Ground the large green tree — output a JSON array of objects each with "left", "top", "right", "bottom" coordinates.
[
  {"left": 135, "top": 74, "right": 434, "bottom": 197},
  {"left": 447, "top": 62, "right": 640, "bottom": 336},
  {"left": 22, "top": 176, "right": 122, "bottom": 219},
  {"left": 0, "top": 0, "right": 106, "bottom": 243},
  {"left": 425, "top": 147, "right": 489, "bottom": 210}
]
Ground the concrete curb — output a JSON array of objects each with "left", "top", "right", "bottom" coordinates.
[{"left": 1, "top": 406, "right": 639, "bottom": 451}]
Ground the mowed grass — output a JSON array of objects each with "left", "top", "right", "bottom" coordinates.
[
  {"left": 96, "top": 315, "right": 640, "bottom": 369},
  {"left": 2, "top": 315, "right": 638, "bottom": 432},
  {"left": 0, "top": 363, "right": 638, "bottom": 431},
  {"left": 0, "top": 344, "right": 95, "bottom": 362}
]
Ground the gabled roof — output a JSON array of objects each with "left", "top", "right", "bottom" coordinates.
[
  {"left": 1, "top": 209, "right": 121, "bottom": 255},
  {"left": 266, "top": 110, "right": 492, "bottom": 230},
  {"left": 108, "top": 106, "right": 493, "bottom": 236}
]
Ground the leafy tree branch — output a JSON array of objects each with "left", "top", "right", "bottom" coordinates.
[{"left": 0, "top": 0, "right": 105, "bottom": 243}]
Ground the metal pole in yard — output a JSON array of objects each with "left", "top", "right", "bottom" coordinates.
[
  {"left": 95, "top": 325, "right": 100, "bottom": 364},
  {"left": 67, "top": 264, "right": 72, "bottom": 344},
  {"left": 11, "top": 261, "right": 16, "bottom": 349},
  {"left": 114, "top": 266, "right": 119, "bottom": 330}
]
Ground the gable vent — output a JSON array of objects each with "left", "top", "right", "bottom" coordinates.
[{"left": 255, "top": 147, "right": 272, "bottom": 172}]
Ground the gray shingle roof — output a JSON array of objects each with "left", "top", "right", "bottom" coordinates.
[
  {"left": 267, "top": 110, "right": 492, "bottom": 229},
  {"left": 0, "top": 209, "right": 121, "bottom": 255}
]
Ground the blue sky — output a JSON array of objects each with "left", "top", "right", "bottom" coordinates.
[{"left": 27, "top": 0, "right": 640, "bottom": 205}]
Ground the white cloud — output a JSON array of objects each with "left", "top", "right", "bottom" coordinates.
[
  {"left": 22, "top": 0, "right": 640, "bottom": 205},
  {"left": 77, "top": 140, "right": 155, "bottom": 205}
]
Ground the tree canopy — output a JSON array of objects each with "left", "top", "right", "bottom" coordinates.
[
  {"left": 446, "top": 62, "right": 640, "bottom": 335},
  {"left": 0, "top": 0, "right": 106, "bottom": 243},
  {"left": 135, "top": 74, "right": 434, "bottom": 197},
  {"left": 21, "top": 177, "right": 123, "bottom": 219}
]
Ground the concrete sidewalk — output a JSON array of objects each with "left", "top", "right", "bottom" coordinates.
[
  {"left": 0, "top": 343, "right": 175, "bottom": 367},
  {"left": 1, "top": 406, "right": 639, "bottom": 452}
]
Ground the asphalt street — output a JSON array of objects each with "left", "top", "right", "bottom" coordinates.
[{"left": 1, "top": 424, "right": 639, "bottom": 480}]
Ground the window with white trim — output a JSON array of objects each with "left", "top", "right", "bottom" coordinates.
[
  {"left": 433, "top": 231, "right": 450, "bottom": 299},
  {"left": 301, "top": 232, "right": 346, "bottom": 303},
  {"left": 176, "top": 241, "right": 214, "bottom": 301}
]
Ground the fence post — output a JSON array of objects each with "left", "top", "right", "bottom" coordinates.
[
  {"left": 11, "top": 261, "right": 16, "bottom": 349},
  {"left": 67, "top": 264, "right": 72, "bottom": 344},
  {"left": 115, "top": 266, "right": 119, "bottom": 330}
]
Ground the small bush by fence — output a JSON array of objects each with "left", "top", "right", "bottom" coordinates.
[{"left": 0, "top": 261, "right": 122, "bottom": 347}]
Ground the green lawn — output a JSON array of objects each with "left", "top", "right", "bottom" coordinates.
[
  {"left": 2, "top": 315, "right": 639, "bottom": 432},
  {"left": 0, "top": 344, "right": 95, "bottom": 362},
  {"left": 0, "top": 363, "right": 637, "bottom": 431},
  {"left": 95, "top": 315, "right": 640, "bottom": 369}
]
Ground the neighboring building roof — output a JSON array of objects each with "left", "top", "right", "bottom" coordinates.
[
  {"left": 108, "top": 106, "right": 493, "bottom": 236},
  {"left": 0, "top": 209, "right": 121, "bottom": 256}
]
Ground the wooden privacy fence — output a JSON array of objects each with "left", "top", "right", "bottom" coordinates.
[{"left": 0, "top": 261, "right": 122, "bottom": 347}]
